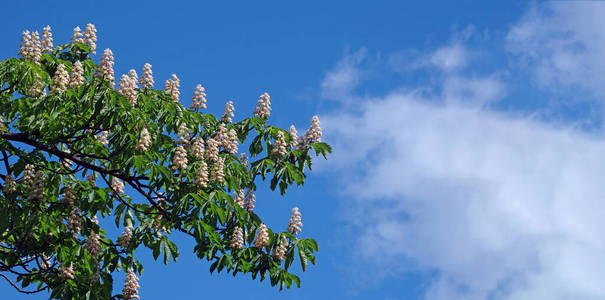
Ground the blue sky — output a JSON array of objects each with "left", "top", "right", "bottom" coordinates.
[{"left": 4, "top": 1, "right": 605, "bottom": 299}]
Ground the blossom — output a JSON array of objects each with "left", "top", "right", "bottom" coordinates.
[
  {"left": 239, "top": 153, "right": 249, "bottom": 168},
  {"left": 68, "top": 61, "right": 85, "bottom": 89},
  {"left": 205, "top": 138, "right": 220, "bottom": 162},
  {"left": 254, "top": 224, "right": 269, "bottom": 249},
  {"left": 111, "top": 178, "right": 124, "bottom": 194},
  {"left": 191, "top": 84, "right": 207, "bottom": 110},
  {"left": 194, "top": 161, "right": 209, "bottom": 188},
  {"left": 41, "top": 25, "right": 53, "bottom": 53},
  {"left": 164, "top": 74, "right": 180, "bottom": 102},
  {"left": 244, "top": 190, "right": 255, "bottom": 213},
  {"left": 230, "top": 226, "right": 244, "bottom": 250},
  {"left": 118, "top": 227, "right": 133, "bottom": 248},
  {"left": 66, "top": 208, "right": 82, "bottom": 234},
  {"left": 272, "top": 131, "right": 287, "bottom": 156},
  {"left": 50, "top": 64, "right": 69, "bottom": 93},
  {"left": 273, "top": 235, "right": 288, "bottom": 261},
  {"left": 71, "top": 26, "right": 84, "bottom": 44},
  {"left": 97, "top": 130, "right": 109, "bottom": 145},
  {"left": 225, "top": 129, "right": 239, "bottom": 154},
  {"left": 85, "top": 232, "right": 101, "bottom": 258},
  {"left": 23, "top": 164, "right": 35, "bottom": 186},
  {"left": 287, "top": 207, "right": 303, "bottom": 235},
  {"left": 139, "top": 63, "right": 154, "bottom": 89},
  {"left": 216, "top": 123, "right": 228, "bottom": 146},
  {"left": 62, "top": 186, "right": 75, "bottom": 205},
  {"left": 253, "top": 92, "right": 271, "bottom": 118},
  {"left": 28, "top": 170, "right": 45, "bottom": 202},
  {"left": 135, "top": 128, "right": 151, "bottom": 151},
  {"left": 210, "top": 157, "right": 225, "bottom": 183},
  {"left": 97, "top": 49, "right": 115, "bottom": 86},
  {"left": 172, "top": 146, "right": 188, "bottom": 170},
  {"left": 190, "top": 137, "right": 205, "bottom": 159},
  {"left": 28, "top": 74, "right": 46, "bottom": 98},
  {"left": 234, "top": 189, "right": 245, "bottom": 208},
  {"left": 18, "top": 30, "right": 41, "bottom": 63},
  {"left": 177, "top": 122, "right": 190, "bottom": 144},
  {"left": 3, "top": 175, "right": 16, "bottom": 193},
  {"left": 289, "top": 125, "right": 304, "bottom": 148},
  {"left": 304, "top": 116, "right": 322, "bottom": 144},
  {"left": 221, "top": 101, "right": 235, "bottom": 123},
  {"left": 83, "top": 23, "right": 97, "bottom": 54},
  {"left": 60, "top": 263, "right": 74, "bottom": 280},
  {"left": 122, "top": 268, "right": 140, "bottom": 300},
  {"left": 117, "top": 71, "right": 139, "bottom": 106}
]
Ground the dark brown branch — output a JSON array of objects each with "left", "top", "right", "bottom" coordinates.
[{"left": 0, "top": 273, "right": 47, "bottom": 294}]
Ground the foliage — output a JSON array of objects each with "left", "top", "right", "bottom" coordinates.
[{"left": 0, "top": 37, "right": 331, "bottom": 299}]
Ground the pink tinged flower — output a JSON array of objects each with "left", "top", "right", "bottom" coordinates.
[
  {"left": 164, "top": 74, "right": 180, "bottom": 102},
  {"left": 135, "top": 128, "right": 151, "bottom": 151},
  {"left": 234, "top": 189, "right": 245, "bottom": 208},
  {"left": 97, "top": 49, "right": 115, "bottom": 86},
  {"left": 253, "top": 92, "right": 271, "bottom": 118},
  {"left": 239, "top": 153, "right": 249, "bottom": 168},
  {"left": 172, "top": 145, "right": 189, "bottom": 170},
  {"left": 304, "top": 116, "right": 322, "bottom": 145},
  {"left": 72, "top": 26, "right": 84, "bottom": 44},
  {"left": 83, "top": 23, "right": 97, "bottom": 54},
  {"left": 68, "top": 61, "right": 85, "bottom": 89},
  {"left": 60, "top": 263, "right": 74, "bottom": 280},
  {"left": 51, "top": 64, "right": 69, "bottom": 93},
  {"left": 66, "top": 208, "right": 82, "bottom": 234},
  {"left": 28, "top": 73, "right": 46, "bottom": 98},
  {"left": 41, "top": 26, "right": 53, "bottom": 52},
  {"left": 210, "top": 157, "right": 225, "bottom": 183},
  {"left": 222, "top": 101, "right": 235, "bottom": 123},
  {"left": 205, "top": 138, "right": 220, "bottom": 162},
  {"left": 254, "top": 224, "right": 269, "bottom": 249},
  {"left": 230, "top": 226, "right": 244, "bottom": 250},
  {"left": 225, "top": 129, "right": 239, "bottom": 154},
  {"left": 194, "top": 161, "right": 209, "bottom": 188},
  {"left": 190, "top": 137, "right": 205, "bottom": 159},
  {"left": 122, "top": 268, "right": 140, "bottom": 300},
  {"left": 177, "top": 122, "right": 190, "bottom": 144},
  {"left": 244, "top": 190, "right": 255, "bottom": 213},
  {"left": 191, "top": 84, "right": 207, "bottom": 110},
  {"left": 27, "top": 170, "right": 45, "bottom": 202},
  {"left": 287, "top": 207, "right": 303, "bottom": 235},
  {"left": 139, "top": 63, "right": 154, "bottom": 88},
  {"left": 3, "top": 175, "right": 16, "bottom": 193},
  {"left": 118, "top": 227, "right": 133, "bottom": 248},
  {"left": 112, "top": 178, "right": 124, "bottom": 194},
  {"left": 273, "top": 235, "right": 289, "bottom": 261},
  {"left": 272, "top": 131, "right": 287, "bottom": 156},
  {"left": 62, "top": 186, "right": 75, "bottom": 205},
  {"left": 85, "top": 232, "right": 101, "bottom": 258},
  {"left": 117, "top": 71, "right": 139, "bottom": 106},
  {"left": 97, "top": 130, "right": 109, "bottom": 145}
]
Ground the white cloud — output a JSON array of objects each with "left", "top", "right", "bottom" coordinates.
[
  {"left": 507, "top": 2, "right": 605, "bottom": 97},
  {"left": 320, "top": 48, "right": 368, "bottom": 101}
]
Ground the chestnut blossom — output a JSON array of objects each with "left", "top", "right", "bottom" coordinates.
[
  {"left": 50, "top": 64, "right": 69, "bottom": 93},
  {"left": 287, "top": 207, "right": 303, "bottom": 235},
  {"left": 177, "top": 122, "right": 190, "bottom": 144},
  {"left": 135, "top": 128, "right": 151, "bottom": 151},
  {"left": 60, "top": 263, "right": 74, "bottom": 280},
  {"left": 68, "top": 61, "right": 85, "bottom": 89},
  {"left": 194, "top": 161, "right": 209, "bottom": 188},
  {"left": 28, "top": 170, "right": 45, "bottom": 202},
  {"left": 139, "top": 63, "right": 154, "bottom": 88},
  {"left": 272, "top": 131, "right": 287, "bottom": 156},
  {"left": 83, "top": 23, "right": 97, "bottom": 54},
  {"left": 23, "top": 164, "right": 35, "bottom": 186},
  {"left": 190, "top": 137, "right": 205, "bottom": 159},
  {"left": 71, "top": 26, "right": 84, "bottom": 44},
  {"left": 225, "top": 129, "right": 239, "bottom": 154},
  {"left": 41, "top": 25, "right": 53, "bottom": 52},
  {"left": 62, "top": 186, "right": 75, "bottom": 205},
  {"left": 172, "top": 146, "right": 188, "bottom": 170},
  {"left": 253, "top": 92, "right": 271, "bottom": 118},
  {"left": 239, "top": 153, "right": 249, "bottom": 168},
  {"left": 18, "top": 30, "right": 41, "bottom": 63},
  {"left": 216, "top": 123, "right": 228, "bottom": 146},
  {"left": 221, "top": 101, "right": 235, "bottom": 123},
  {"left": 289, "top": 125, "right": 304, "bottom": 148},
  {"left": 254, "top": 224, "right": 269, "bottom": 249},
  {"left": 66, "top": 208, "right": 82, "bottom": 234},
  {"left": 117, "top": 70, "right": 139, "bottom": 106},
  {"left": 28, "top": 74, "right": 46, "bottom": 98},
  {"left": 244, "top": 190, "right": 255, "bottom": 213},
  {"left": 304, "top": 116, "right": 322, "bottom": 144},
  {"left": 210, "top": 157, "right": 225, "bottom": 183},
  {"left": 3, "top": 175, "right": 16, "bottom": 193},
  {"left": 205, "top": 138, "right": 219, "bottom": 162},
  {"left": 230, "top": 226, "right": 244, "bottom": 250},
  {"left": 164, "top": 74, "right": 180, "bottom": 102},
  {"left": 97, "top": 49, "right": 115, "bottom": 86},
  {"left": 273, "top": 235, "right": 288, "bottom": 261},
  {"left": 191, "top": 84, "right": 207, "bottom": 110},
  {"left": 85, "top": 232, "right": 101, "bottom": 258},
  {"left": 111, "top": 178, "right": 124, "bottom": 194},
  {"left": 118, "top": 227, "right": 133, "bottom": 248},
  {"left": 122, "top": 268, "right": 140, "bottom": 300},
  {"left": 97, "top": 130, "right": 109, "bottom": 145},
  {"left": 234, "top": 189, "right": 245, "bottom": 208}
]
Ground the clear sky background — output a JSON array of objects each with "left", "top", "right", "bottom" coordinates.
[{"left": 3, "top": 1, "right": 605, "bottom": 299}]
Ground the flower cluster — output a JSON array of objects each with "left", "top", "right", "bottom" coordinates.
[
  {"left": 97, "top": 130, "right": 109, "bottom": 145},
  {"left": 230, "top": 226, "right": 244, "bottom": 250},
  {"left": 28, "top": 170, "right": 45, "bottom": 202},
  {"left": 28, "top": 74, "right": 46, "bottom": 98},
  {"left": 85, "top": 232, "right": 101, "bottom": 258},
  {"left": 304, "top": 116, "right": 322, "bottom": 144},
  {"left": 172, "top": 146, "right": 188, "bottom": 170},
  {"left": 97, "top": 49, "right": 115, "bottom": 86},
  {"left": 50, "top": 64, "right": 69, "bottom": 93},
  {"left": 3, "top": 175, "right": 16, "bottom": 193},
  {"left": 23, "top": 164, "right": 35, "bottom": 185},
  {"left": 117, "top": 70, "right": 139, "bottom": 106},
  {"left": 287, "top": 207, "right": 303, "bottom": 235},
  {"left": 18, "top": 30, "right": 41, "bottom": 63},
  {"left": 205, "top": 138, "right": 220, "bottom": 162},
  {"left": 111, "top": 178, "right": 124, "bottom": 194},
  {"left": 194, "top": 161, "right": 209, "bottom": 188},
  {"left": 135, "top": 128, "right": 151, "bottom": 151},
  {"left": 177, "top": 122, "right": 190, "bottom": 144},
  {"left": 66, "top": 208, "right": 82, "bottom": 234},
  {"left": 244, "top": 190, "right": 255, "bottom": 213},
  {"left": 289, "top": 125, "right": 304, "bottom": 148},
  {"left": 222, "top": 101, "right": 235, "bottom": 123},
  {"left": 253, "top": 92, "right": 271, "bottom": 118},
  {"left": 190, "top": 137, "right": 205, "bottom": 159},
  {"left": 60, "top": 263, "right": 74, "bottom": 280},
  {"left": 225, "top": 129, "right": 239, "bottom": 154},
  {"left": 83, "top": 23, "right": 97, "bottom": 54},
  {"left": 122, "top": 269, "right": 140, "bottom": 300},
  {"left": 71, "top": 26, "right": 84, "bottom": 44},
  {"left": 234, "top": 189, "right": 245, "bottom": 208},
  {"left": 164, "top": 74, "right": 180, "bottom": 102},
  {"left": 68, "top": 61, "right": 85, "bottom": 89},
  {"left": 41, "top": 26, "right": 53, "bottom": 53},
  {"left": 191, "top": 84, "right": 207, "bottom": 110},
  {"left": 272, "top": 131, "right": 287, "bottom": 156},
  {"left": 139, "top": 63, "right": 154, "bottom": 89},
  {"left": 239, "top": 153, "right": 249, "bottom": 168},
  {"left": 273, "top": 236, "right": 289, "bottom": 261},
  {"left": 254, "top": 224, "right": 269, "bottom": 249},
  {"left": 62, "top": 186, "right": 75, "bottom": 205},
  {"left": 118, "top": 227, "right": 133, "bottom": 248},
  {"left": 210, "top": 157, "right": 225, "bottom": 183}
]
